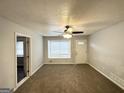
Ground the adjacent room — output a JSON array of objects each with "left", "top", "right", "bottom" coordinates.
[{"left": 0, "top": 0, "right": 124, "bottom": 93}]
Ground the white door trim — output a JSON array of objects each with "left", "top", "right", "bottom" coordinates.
[{"left": 14, "top": 32, "right": 32, "bottom": 91}]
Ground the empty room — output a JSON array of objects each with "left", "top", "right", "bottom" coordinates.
[{"left": 0, "top": 0, "right": 124, "bottom": 93}]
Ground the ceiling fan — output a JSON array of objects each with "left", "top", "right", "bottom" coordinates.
[{"left": 53, "top": 25, "right": 84, "bottom": 39}]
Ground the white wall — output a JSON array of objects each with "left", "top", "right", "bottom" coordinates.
[
  {"left": 0, "top": 17, "right": 43, "bottom": 89},
  {"left": 31, "top": 34, "right": 43, "bottom": 74},
  {"left": 88, "top": 21, "right": 124, "bottom": 89},
  {"left": 43, "top": 36, "right": 88, "bottom": 64}
]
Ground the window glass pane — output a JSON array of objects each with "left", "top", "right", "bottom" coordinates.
[
  {"left": 48, "top": 40, "right": 71, "bottom": 58},
  {"left": 16, "top": 41, "right": 24, "bottom": 57}
]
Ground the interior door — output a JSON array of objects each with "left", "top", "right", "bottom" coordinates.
[
  {"left": 16, "top": 35, "right": 30, "bottom": 84},
  {"left": 24, "top": 37, "right": 30, "bottom": 76},
  {"left": 75, "top": 39, "right": 87, "bottom": 64}
]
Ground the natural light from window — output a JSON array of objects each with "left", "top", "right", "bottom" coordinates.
[
  {"left": 48, "top": 40, "right": 71, "bottom": 59},
  {"left": 16, "top": 41, "right": 24, "bottom": 57}
]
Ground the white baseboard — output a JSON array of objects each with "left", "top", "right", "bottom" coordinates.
[
  {"left": 45, "top": 63, "right": 87, "bottom": 65},
  {"left": 44, "top": 62, "right": 88, "bottom": 64},
  {"left": 13, "top": 77, "right": 29, "bottom": 92},
  {"left": 89, "top": 63, "right": 124, "bottom": 90},
  {"left": 44, "top": 62, "right": 75, "bottom": 64},
  {"left": 31, "top": 64, "right": 44, "bottom": 76},
  {"left": 13, "top": 63, "right": 44, "bottom": 92}
]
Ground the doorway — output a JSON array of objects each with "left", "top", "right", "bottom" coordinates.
[
  {"left": 75, "top": 39, "right": 87, "bottom": 64},
  {"left": 16, "top": 35, "right": 30, "bottom": 84}
]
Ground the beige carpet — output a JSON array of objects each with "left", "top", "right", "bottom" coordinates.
[{"left": 14, "top": 64, "right": 124, "bottom": 93}]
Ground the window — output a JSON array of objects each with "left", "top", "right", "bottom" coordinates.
[
  {"left": 16, "top": 41, "right": 24, "bottom": 57},
  {"left": 48, "top": 40, "right": 71, "bottom": 58}
]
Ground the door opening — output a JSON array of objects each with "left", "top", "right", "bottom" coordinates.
[
  {"left": 16, "top": 36, "right": 30, "bottom": 83},
  {"left": 75, "top": 39, "right": 87, "bottom": 64}
]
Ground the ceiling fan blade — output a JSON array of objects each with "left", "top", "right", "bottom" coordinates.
[{"left": 72, "top": 31, "right": 84, "bottom": 34}]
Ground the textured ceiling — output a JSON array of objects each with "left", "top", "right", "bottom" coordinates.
[{"left": 0, "top": 0, "right": 124, "bottom": 36}]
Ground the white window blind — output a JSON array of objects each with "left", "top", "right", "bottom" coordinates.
[
  {"left": 48, "top": 40, "right": 71, "bottom": 58},
  {"left": 16, "top": 41, "right": 24, "bottom": 57}
]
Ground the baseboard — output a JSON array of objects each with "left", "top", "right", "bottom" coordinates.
[
  {"left": 13, "top": 64, "right": 44, "bottom": 92},
  {"left": 13, "top": 77, "right": 29, "bottom": 92},
  {"left": 44, "top": 62, "right": 88, "bottom": 64},
  {"left": 89, "top": 63, "right": 124, "bottom": 90},
  {"left": 31, "top": 63, "right": 44, "bottom": 76},
  {"left": 44, "top": 62, "right": 75, "bottom": 64}
]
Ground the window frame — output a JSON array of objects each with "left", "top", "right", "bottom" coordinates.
[
  {"left": 47, "top": 39, "right": 71, "bottom": 59},
  {"left": 16, "top": 41, "right": 24, "bottom": 57}
]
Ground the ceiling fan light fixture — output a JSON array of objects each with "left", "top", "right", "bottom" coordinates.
[
  {"left": 67, "top": 27, "right": 73, "bottom": 33},
  {"left": 63, "top": 33, "right": 72, "bottom": 39}
]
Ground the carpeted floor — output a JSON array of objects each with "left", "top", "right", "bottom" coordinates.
[
  {"left": 14, "top": 64, "right": 124, "bottom": 93},
  {"left": 17, "top": 66, "right": 26, "bottom": 83}
]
